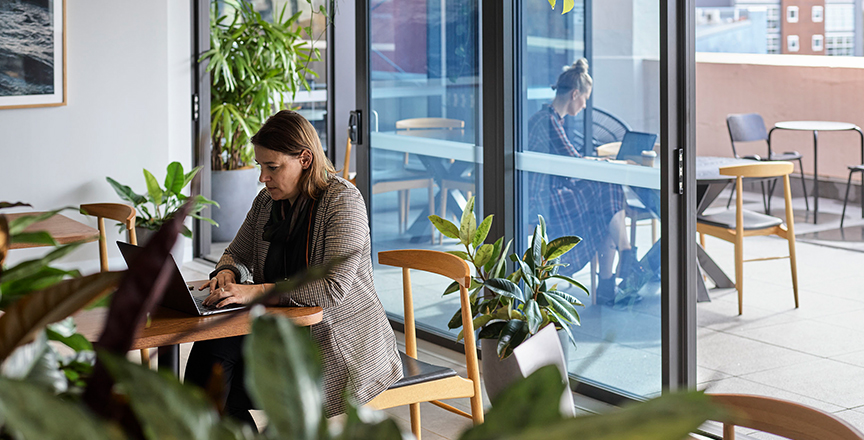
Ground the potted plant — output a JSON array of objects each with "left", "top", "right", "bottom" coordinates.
[
  {"left": 428, "top": 196, "right": 586, "bottom": 400},
  {"left": 106, "top": 161, "right": 218, "bottom": 262},
  {"left": 200, "top": 0, "right": 321, "bottom": 242}
]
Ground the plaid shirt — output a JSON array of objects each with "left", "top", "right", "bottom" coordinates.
[{"left": 526, "top": 104, "right": 625, "bottom": 272}]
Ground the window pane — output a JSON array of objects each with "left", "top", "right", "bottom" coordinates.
[
  {"left": 517, "top": 0, "right": 662, "bottom": 398},
  {"left": 368, "top": 0, "right": 481, "bottom": 337}
]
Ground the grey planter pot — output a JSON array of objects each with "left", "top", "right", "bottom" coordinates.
[
  {"left": 480, "top": 325, "right": 575, "bottom": 416},
  {"left": 135, "top": 227, "right": 185, "bottom": 265},
  {"left": 211, "top": 168, "right": 260, "bottom": 243}
]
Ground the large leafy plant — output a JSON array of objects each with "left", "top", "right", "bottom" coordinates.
[
  {"left": 106, "top": 161, "right": 218, "bottom": 238},
  {"left": 201, "top": 0, "right": 322, "bottom": 171},
  {"left": 429, "top": 197, "right": 587, "bottom": 359}
]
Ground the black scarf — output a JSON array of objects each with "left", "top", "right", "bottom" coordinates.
[{"left": 262, "top": 195, "right": 316, "bottom": 283}]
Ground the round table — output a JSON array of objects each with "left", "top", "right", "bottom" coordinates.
[{"left": 769, "top": 121, "right": 864, "bottom": 223}]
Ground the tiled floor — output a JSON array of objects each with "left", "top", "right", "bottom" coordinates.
[{"left": 178, "top": 185, "right": 864, "bottom": 439}]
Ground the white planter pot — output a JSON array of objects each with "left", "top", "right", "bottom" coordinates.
[
  {"left": 211, "top": 168, "right": 260, "bottom": 243},
  {"left": 480, "top": 325, "right": 575, "bottom": 416},
  {"left": 135, "top": 227, "right": 185, "bottom": 265}
]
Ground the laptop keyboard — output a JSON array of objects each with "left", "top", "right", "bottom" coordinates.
[{"left": 192, "top": 291, "right": 245, "bottom": 314}]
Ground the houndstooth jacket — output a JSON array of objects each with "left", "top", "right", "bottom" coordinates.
[{"left": 212, "top": 176, "right": 403, "bottom": 417}]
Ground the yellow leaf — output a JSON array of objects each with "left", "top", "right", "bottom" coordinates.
[
  {"left": 548, "top": 0, "right": 556, "bottom": 9},
  {"left": 563, "top": 0, "right": 575, "bottom": 14},
  {"left": 0, "top": 271, "right": 122, "bottom": 362}
]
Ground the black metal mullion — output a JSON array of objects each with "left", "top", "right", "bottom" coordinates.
[
  {"left": 192, "top": 0, "right": 211, "bottom": 259},
  {"left": 355, "top": 0, "right": 372, "bottom": 214},
  {"left": 660, "top": 0, "right": 697, "bottom": 392}
]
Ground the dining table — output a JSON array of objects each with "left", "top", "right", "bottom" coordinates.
[
  {"left": 74, "top": 302, "right": 323, "bottom": 375},
  {"left": 768, "top": 121, "right": 864, "bottom": 223},
  {"left": 6, "top": 212, "right": 99, "bottom": 249}
]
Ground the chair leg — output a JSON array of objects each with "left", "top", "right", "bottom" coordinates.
[
  {"left": 651, "top": 218, "right": 658, "bottom": 243},
  {"left": 428, "top": 182, "right": 435, "bottom": 244},
  {"left": 797, "top": 158, "right": 809, "bottom": 212},
  {"left": 629, "top": 214, "right": 637, "bottom": 245},
  {"left": 760, "top": 181, "right": 769, "bottom": 214},
  {"left": 783, "top": 174, "right": 799, "bottom": 309},
  {"left": 735, "top": 234, "right": 744, "bottom": 315},
  {"left": 410, "top": 402, "right": 421, "bottom": 440},
  {"left": 699, "top": 232, "right": 706, "bottom": 248},
  {"left": 140, "top": 348, "right": 150, "bottom": 368},
  {"left": 788, "top": 233, "right": 799, "bottom": 309},
  {"left": 726, "top": 181, "right": 736, "bottom": 209},
  {"left": 590, "top": 254, "right": 598, "bottom": 306},
  {"left": 469, "top": 394, "right": 484, "bottom": 424},
  {"left": 842, "top": 170, "right": 854, "bottom": 229}
]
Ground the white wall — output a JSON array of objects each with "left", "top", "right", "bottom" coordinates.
[{"left": 1, "top": 1, "right": 192, "bottom": 272}]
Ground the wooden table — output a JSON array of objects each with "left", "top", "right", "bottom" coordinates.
[
  {"left": 7, "top": 212, "right": 99, "bottom": 249},
  {"left": 74, "top": 304, "right": 323, "bottom": 374}
]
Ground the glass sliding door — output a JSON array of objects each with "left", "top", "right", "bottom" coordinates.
[
  {"left": 515, "top": 0, "right": 664, "bottom": 398},
  {"left": 365, "top": 0, "right": 482, "bottom": 336}
]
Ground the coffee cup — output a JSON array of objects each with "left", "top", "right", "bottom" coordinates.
[{"left": 641, "top": 150, "right": 657, "bottom": 167}]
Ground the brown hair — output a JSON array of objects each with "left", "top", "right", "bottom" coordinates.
[
  {"left": 552, "top": 58, "right": 593, "bottom": 97},
  {"left": 251, "top": 110, "right": 336, "bottom": 200}
]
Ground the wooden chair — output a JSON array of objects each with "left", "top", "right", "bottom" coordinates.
[
  {"left": 696, "top": 162, "right": 799, "bottom": 314},
  {"left": 79, "top": 203, "right": 150, "bottom": 367},
  {"left": 368, "top": 250, "right": 484, "bottom": 439},
  {"left": 705, "top": 393, "right": 864, "bottom": 439},
  {"left": 342, "top": 129, "right": 357, "bottom": 185}
]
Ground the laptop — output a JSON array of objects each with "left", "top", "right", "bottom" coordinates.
[
  {"left": 615, "top": 131, "right": 658, "bottom": 162},
  {"left": 117, "top": 242, "right": 246, "bottom": 316}
]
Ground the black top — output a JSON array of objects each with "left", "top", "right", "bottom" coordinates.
[{"left": 262, "top": 195, "right": 317, "bottom": 282}]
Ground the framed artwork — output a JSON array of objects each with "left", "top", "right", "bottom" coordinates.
[{"left": 0, "top": 0, "right": 66, "bottom": 109}]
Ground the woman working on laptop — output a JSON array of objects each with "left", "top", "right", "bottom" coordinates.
[
  {"left": 526, "top": 58, "right": 647, "bottom": 305},
  {"left": 185, "top": 110, "right": 402, "bottom": 427}
]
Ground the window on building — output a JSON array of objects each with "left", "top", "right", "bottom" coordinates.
[
  {"left": 787, "top": 5, "right": 799, "bottom": 23},
  {"left": 767, "top": 34, "right": 781, "bottom": 53},
  {"left": 825, "top": 34, "right": 854, "bottom": 55},
  {"left": 812, "top": 5, "right": 824, "bottom": 22},
  {"left": 812, "top": 34, "right": 824, "bottom": 51},
  {"left": 767, "top": 5, "right": 781, "bottom": 31},
  {"left": 787, "top": 34, "right": 800, "bottom": 51},
  {"left": 825, "top": 4, "right": 855, "bottom": 32}
]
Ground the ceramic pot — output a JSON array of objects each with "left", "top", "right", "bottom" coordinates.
[
  {"left": 480, "top": 325, "right": 575, "bottom": 416},
  {"left": 211, "top": 168, "right": 260, "bottom": 243},
  {"left": 135, "top": 227, "right": 185, "bottom": 265}
]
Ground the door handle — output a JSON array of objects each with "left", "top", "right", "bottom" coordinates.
[{"left": 348, "top": 110, "right": 362, "bottom": 145}]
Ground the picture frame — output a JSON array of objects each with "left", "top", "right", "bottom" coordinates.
[{"left": 0, "top": 0, "right": 66, "bottom": 109}]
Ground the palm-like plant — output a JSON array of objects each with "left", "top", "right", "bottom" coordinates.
[{"left": 201, "top": 0, "right": 322, "bottom": 170}]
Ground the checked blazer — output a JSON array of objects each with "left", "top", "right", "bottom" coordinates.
[{"left": 213, "top": 176, "right": 403, "bottom": 417}]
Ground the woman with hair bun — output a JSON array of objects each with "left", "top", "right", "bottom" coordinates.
[{"left": 527, "top": 59, "right": 646, "bottom": 306}]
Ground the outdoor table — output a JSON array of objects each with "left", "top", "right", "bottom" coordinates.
[
  {"left": 6, "top": 212, "right": 99, "bottom": 249},
  {"left": 768, "top": 121, "right": 864, "bottom": 223}
]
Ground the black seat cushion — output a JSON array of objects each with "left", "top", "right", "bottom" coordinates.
[
  {"left": 768, "top": 151, "right": 803, "bottom": 161},
  {"left": 698, "top": 209, "right": 783, "bottom": 231},
  {"left": 848, "top": 165, "right": 864, "bottom": 172},
  {"left": 389, "top": 351, "right": 458, "bottom": 389}
]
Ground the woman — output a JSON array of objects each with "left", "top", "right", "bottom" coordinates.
[
  {"left": 186, "top": 110, "right": 403, "bottom": 425},
  {"left": 526, "top": 59, "right": 645, "bottom": 305}
]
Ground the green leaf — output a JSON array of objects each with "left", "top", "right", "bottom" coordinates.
[
  {"left": 442, "top": 280, "right": 460, "bottom": 296},
  {"left": 543, "top": 292, "right": 582, "bottom": 325},
  {"left": 475, "top": 243, "right": 495, "bottom": 268},
  {"left": 545, "top": 236, "right": 582, "bottom": 261},
  {"left": 3, "top": 332, "right": 68, "bottom": 393},
  {"left": 484, "top": 278, "right": 524, "bottom": 302},
  {"left": 538, "top": 215, "right": 547, "bottom": 242},
  {"left": 492, "top": 239, "right": 512, "bottom": 279},
  {"left": 483, "top": 237, "right": 504, "bottom": 274},
  {"left": 524, "top": 299, "right": 543, "bottom": 334},
  {"left": 183, "top": 166, "right": 204, "bottom": 190},
  {"left": 478, "top": 321, "right": 506, "bottom": 340},
  {"left": 246, "top": 314, "right": 325, "bottom": 440},
  {"left": 460, "top": 365, "right": 564, "bottom": 440},
  {"left": 10, "top": 231, "right": 57, "bottom": 247},
  {"left": 143, "top": 168, "right": 164, "bottom": 207},
  {"left": 46, "top": 319, "right": 93, "bottom": 352},
  {"left": 472, "top": 214, "right": 494, "bottom": 248},
  {"left": 0, "top": 376, "right": 120, "bottom": 440},
  {"left": 497, "top": 320, "right": 529, "bottom": 359},
  {"left": 550, "top": 274, "right": 589, "bottom": 295},
  {"left": 428, "top": 215, "right": 460, "bottom": 239},
  {"left": 164, "top": 161, "right": 185, "bottom": 196},
  {"left": 517, "top": 258, "right": 538, "bottom": 291},
  {"left": 446, "top": 250, "right": 470, "bottom": 260},
  {"left": 459, "top": 197, "right": 476, "bottom": 245},
  {"left": 99, "top": 350, "right": 221, "bottom": 440},
  {"left": 458, "top": 314, "right": 496, "bottom": 341},
  {"left": 0, "top": 242, "right": 83, "bottom": 285},
  {"left": 0, "top": 266, "right": 80, "bottom": 307},
  {"left": 545, "top": 288, "right": 584, "bottom": 307},
  {"left": 0, "top": 201, "right": 31, "bottom": 210},
  {"left": 531, "top": 225, "right": 543, "bottom": 270},
  {"left": 106, "top": 177, "right": 147, "bottom": 205}
]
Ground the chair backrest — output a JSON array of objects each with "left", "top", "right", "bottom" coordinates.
[
  {"left": 80, "top": 203, "right": 137, "bottom": 272},
  {"left": 719, "top": 161, "right": 793, "bottom": 178},
  {"left": 377, "top": 249, "right": 476, "bottom": 367},
  {"left": 592, "top": 107, "right": 632, "bottom": 146},
  {"left": 726, "top": 113, "right": 769, "bottom": 159},
  {"left": 709, "top": 394, "right": 864, "bottom": 440}
]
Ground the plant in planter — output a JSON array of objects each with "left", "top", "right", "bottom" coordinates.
[
  {"left": 106, "top": 161, "right": 218, "bottom": 242},
  {"left": 200, "top": 0, "right": 322, "bottom": 241},
  {"left": 429, "top": 197, "right": 587, "bottom": 402}
]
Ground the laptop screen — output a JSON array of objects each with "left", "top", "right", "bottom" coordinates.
[{"left": 616, "top": 131, "right": 658, "bottom": 161}]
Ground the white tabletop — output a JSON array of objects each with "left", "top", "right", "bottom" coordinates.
[
  {"left": 774, "top": 121, "right": 859, "bottom": 131},
  {"left": 370, "top": 131, "right": 661, "bottom": 190}
]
